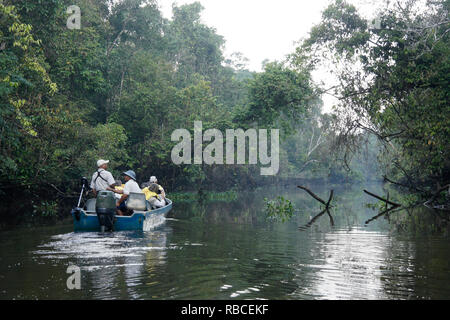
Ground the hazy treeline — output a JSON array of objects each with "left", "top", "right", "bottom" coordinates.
[
  {"left": 2, "top": 0, "right": 446, "bottom": 225},
  {"left": 292, "top": 0, "right": 449, "bottom": 209},
  {"left": 0, "top": 0, "right": 363, "bottom": 223}
]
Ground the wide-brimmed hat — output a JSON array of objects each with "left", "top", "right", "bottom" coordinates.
[
  {"left": 122, "top": 170, "right": 137, "bottom": 180},
  {"left": 97, "top": 159, "right": 109, "bottom": 167}
]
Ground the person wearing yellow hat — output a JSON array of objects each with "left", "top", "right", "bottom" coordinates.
[{"left": 142, "top": 183, "right": 166, "bottom": 209}]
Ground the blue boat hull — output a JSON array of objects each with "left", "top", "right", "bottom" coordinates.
[{"left": 72, "top": 199, "right": 172, "bottom": 232}]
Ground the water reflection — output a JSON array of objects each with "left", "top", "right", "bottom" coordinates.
[
  {"left": 31, "top": 229, "right": 172, "bottom": 299},
  {"left": 1, "top": 185, "right": 450, "bottom": 299},
  {"left": 291, "top": 229, "right": 415, "bottom": 299}
]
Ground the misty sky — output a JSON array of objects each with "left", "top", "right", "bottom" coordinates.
[{"left": 159, "top": 0, "right": 383, "bottom": 112}]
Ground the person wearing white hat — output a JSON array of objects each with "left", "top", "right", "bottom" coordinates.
[{"left": 90, "top": 159, "right": 116, "bottom": 197}]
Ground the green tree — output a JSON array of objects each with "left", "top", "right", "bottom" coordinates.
[
  {"left": 234, "top": 62, "right": 319, "bottom": 133},
  {"left": 292, "top": 0, "right": 450, "bottom": 196}
]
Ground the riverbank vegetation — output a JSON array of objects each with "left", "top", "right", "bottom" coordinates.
[
  {"left": 266, "top": 0, "right": 449, "bottom": 230},
  {"left": 0, "top": 0, "right": 448, "bottom": 228},
  {"left": 286, "top": 0, "right": 449, "bottom": 227}
]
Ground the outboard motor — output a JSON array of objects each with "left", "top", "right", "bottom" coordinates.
[
  {"left": 71, "top": 207, "right": 82, "bottom": 221},
  {"left": 96, "top": 191, "right": 116, "bottom": 232}
]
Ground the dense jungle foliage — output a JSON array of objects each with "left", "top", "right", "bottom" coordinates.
[{"left": 0, "top": 0, "right": 448, "bottom": 225}]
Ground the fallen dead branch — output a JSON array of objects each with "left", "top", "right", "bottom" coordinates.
[
  {"left": 364, "top": 189, "right": 402, "bottom": 225},
  {"left": 298, "top": 186, "right": 334, "bottom": 230},
  {"left": 363, "top": 189, "right": 402, "bottom": 207},
  {"left": 424, "top": 184, "right": 450, "bottom": 212}
]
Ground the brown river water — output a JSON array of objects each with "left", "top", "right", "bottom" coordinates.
[{"left": 1, "top": 184, "right": 449, "bottom": 299}]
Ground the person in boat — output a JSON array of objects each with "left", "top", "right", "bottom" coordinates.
[
  {"left": 90, "top": 159, "right": 116, "bottom": 197},
  {"left": 142, "top": 183, "right": 166, "bottom": 209},
  {"left": 113, "top": 180, "right": 124, "bottom": 200},
  {"left": 109, "top": 170, "right": 143, "bottom": 216},
  {"left": 148, "top": 176, "right": 166, "bottom": 199}
]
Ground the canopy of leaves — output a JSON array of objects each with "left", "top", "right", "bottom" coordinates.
[{"left": 293, "top": 0, "right": 450, "bottom": 194}]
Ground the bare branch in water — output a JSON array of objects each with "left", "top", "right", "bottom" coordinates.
[
  {"left": 299, "top": 209, "right": 327, "bottom": 231},
  {"left": 363, "top": 190, "right": 402, "bottom": 207},
  {"left": 424, "top": 184, "right": 450, "bottom": 212},
  {"left": 297, "top": 186, "right": 327, "bottom": 205},
  {"left": 298, "top": 186, "right": 334, "bottom": 230},
  {"left": 364, "top": 190, "right": 402, "bottom": 225},
  {"left": 365, "top": 206, "right": 400, "bottom": 225}
]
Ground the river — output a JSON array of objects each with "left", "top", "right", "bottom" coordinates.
[{"left": 1, "top": 184, "right": 449, "bottom": 299}]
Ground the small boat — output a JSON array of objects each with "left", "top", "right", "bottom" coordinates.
[
  {"left": 72, "top": 200, "right": 173, "bottom": 232},
  {"left": 72, "top": 198, "right": 172, "bottom": 232},
  {"left": 71, "top": 178, "right": 172, "bottom": 232}
]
